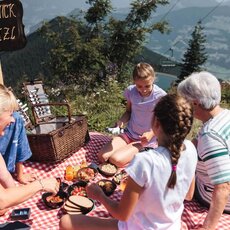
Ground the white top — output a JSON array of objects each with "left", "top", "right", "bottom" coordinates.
[{"left": 118, "top": 140, "right": 197, "bottom": 230}]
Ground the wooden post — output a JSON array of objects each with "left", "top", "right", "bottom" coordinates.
[{"left": 0, "top": 60, "right": 3, "bottom": 85}]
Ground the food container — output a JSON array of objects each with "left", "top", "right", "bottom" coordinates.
[
  {"left": 97, "top": 179, "right": 117, "bottom": 196},
  {"left": 98, "top": 162, "right": 117, "bottom": 177},
  {"left": 113, "top": 170, "right": 127, "bottom": 185},
  {"left": 76, "top": 167, "right": 97, "bottom": 182},
  {"left": 67, "top": 181, "right": 88, "bottom": 197},
  {"left": 42, "top": 191, "right": 67, "bottom": 209}
]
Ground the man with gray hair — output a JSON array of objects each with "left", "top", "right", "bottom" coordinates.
[{"left": 177, "top": 71, "right": 230, "bottom": 230}]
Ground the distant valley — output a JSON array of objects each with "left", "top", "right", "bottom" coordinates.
[
  {"left": 21, "top": 1, "right": 230, "bottom": 81},
  {"left": 146, "top": 6, "right": 230, "bottom": 81},
  {"left": 2, "top": 0, "right": 230, "bottom": 85}
]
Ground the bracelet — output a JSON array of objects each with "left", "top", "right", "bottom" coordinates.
[{"left": 38, "top": 179, "right": 45, "bottom": 191}]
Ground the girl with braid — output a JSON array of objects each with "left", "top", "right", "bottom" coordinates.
[{"left": 60, "top": 94, "right": 197, "bottom": 230}]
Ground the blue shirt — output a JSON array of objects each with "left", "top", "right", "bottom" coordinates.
[{"left": 0, "top": 112, "right": 32, "bottom": 172}]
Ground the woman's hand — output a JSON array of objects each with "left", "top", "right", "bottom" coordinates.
[
  {"left": 39, "top": 178, "right": 60, "bottom": 194},
  {"left": 86, "top": 183, "right": 104, "bottom": 201}
]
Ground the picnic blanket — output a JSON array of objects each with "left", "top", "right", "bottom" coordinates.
[{"left": 0, "top": 132, "right": 229, "bottom": 230}]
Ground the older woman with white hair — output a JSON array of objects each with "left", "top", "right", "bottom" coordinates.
[
  {"left": 177, "top": 71, "right": 230, "bottom": 230},
  {"left": 0, "top": 84, "right": 59, "bottom": 216}
]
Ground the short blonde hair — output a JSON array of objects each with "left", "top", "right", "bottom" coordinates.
[
  {"left": 0, "top": 84, "right": 18, "bottom": 116},
  {"left": 133, "top": 62, "right": 155, "bottom": 81}
]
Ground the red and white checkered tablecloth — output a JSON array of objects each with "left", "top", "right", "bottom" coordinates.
[{"left": 0, "top": 132, "right": 229, "bottom": 230}]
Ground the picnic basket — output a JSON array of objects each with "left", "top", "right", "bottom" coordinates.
[{"left": 22, "top": 81, "right": 90, "bottom": 163}]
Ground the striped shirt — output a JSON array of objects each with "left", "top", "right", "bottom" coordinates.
[{"left": 196, "top": 109, "right": 230, "bottom": 212}]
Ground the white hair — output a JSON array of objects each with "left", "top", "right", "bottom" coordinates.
[{"left": 177, "top": 71, "right": 221, "bottom": 110}]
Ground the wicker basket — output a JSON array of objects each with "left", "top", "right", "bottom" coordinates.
[{"left": 27, "top": 115, "right": 90, "bottom": 162}]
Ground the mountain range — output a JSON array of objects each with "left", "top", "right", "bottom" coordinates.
[
  {"left": 21, "top": 0, "right": 230, "bottom": 80},
  {"left": 2, "top": 0, "right": 230, "bottom": 83},
  {"left": 21, "top": 0, "right": 230, "bottom": 34},
  {"left": 146, "top": 5, "right": 230, "bottom": 80}
]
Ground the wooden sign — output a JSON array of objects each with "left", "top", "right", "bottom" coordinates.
[{"left": 0, "top": 0, "right": 27, "bottom": 51}]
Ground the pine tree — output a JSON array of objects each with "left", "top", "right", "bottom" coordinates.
[{"left": 175, "top": 21, "right": 208, "bottom": 85}]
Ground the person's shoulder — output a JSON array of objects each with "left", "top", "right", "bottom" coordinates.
[
  {"left": 221, "top": 109, "right": 230, "bottom": 116},
  {"left": 135, "top": 148, "right": 154, "bottom": 160},
  {"left": 124, "top": 84, "right": 138, "bottom": 98},
  {"left": 184, "top": 139, "right": 197, "bottom": 152},
  {"left": 126, "top": 84, "right": 136, "bottom": 91},
  {"left": 153, "top": 84, "right": 167, "bottom": 96},
  {"left": 13, "top": 111, "right": 24, "bottom": 122},
  {"left": 136, "top": 148, "right": 164, "bottom": 163},
  {"left": 129, "top": 148, "right": 157, "bottom": 171},
  {"left": 182, "top": 140, "right": 198, "bottom": 164},
  {"left": 202, "top": 109, "right": 230, "bottom": 134}
]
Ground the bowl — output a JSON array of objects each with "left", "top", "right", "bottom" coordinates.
[
  {"left": 76, "top": 167, "right": 98, "bottom": 182},
  {"left": 98, "top": 162, "right": 117, "bottom": 177},
  {"left": 97, "top": 179, "right": 117, "bottom": 196},
  {"left": 113, "top": 170, "right": 128, "bottom": 185},
  {"left": 67, "top": 181, "right": 88, "bottom": 197},
  {"left": 42, "top": 191, "right": 67, "bottom": 209}
]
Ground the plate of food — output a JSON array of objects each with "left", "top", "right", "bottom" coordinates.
[
  {"left": 76, "top": 167, "right": 98, "bottom": 182},
  {"left": 113, "top": 169, "right": 128, "bottom": 185},
  {"left": 42, "top": 191, "right": 67, "bottom": 209},
  {"left": 67, "top": 181, "right": 88, "bottom": 197},
  {"left": 63, "top": 195, "right": 94, "bottom": 215},
  {"left": 98, "top": 162, "right": 117, "bottom": 177},
  {"left": 97, "top": 179, "right": 117, "bottom": 196}
]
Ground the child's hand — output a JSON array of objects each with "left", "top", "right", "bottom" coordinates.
[
  {"left": 116, "top": 120, "right": 124, "bottom": 128},
  {"left": 139, "top": 131, "right": 154, "bottom": 146},
  {"left": 86, "top": 183, "right": 104, "bottom": 201}
]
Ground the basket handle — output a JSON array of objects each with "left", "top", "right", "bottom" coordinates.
[{"left": 58, "top": 129, "right": 65, "bottom": 137}]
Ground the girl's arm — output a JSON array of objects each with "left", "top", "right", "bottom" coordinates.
[
  {"left": 185, "top": 177, "right": 195, "bottom": 201},
  {"left": 87, "top": 176, "right": 143, "bottom": 221},
  {"left": 116, "top": 101, "right": 131, "bottom": 128}
]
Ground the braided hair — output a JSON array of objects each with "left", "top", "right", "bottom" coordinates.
[{"left": 154, "top": 94, "right": 193, "bottom": 189}]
